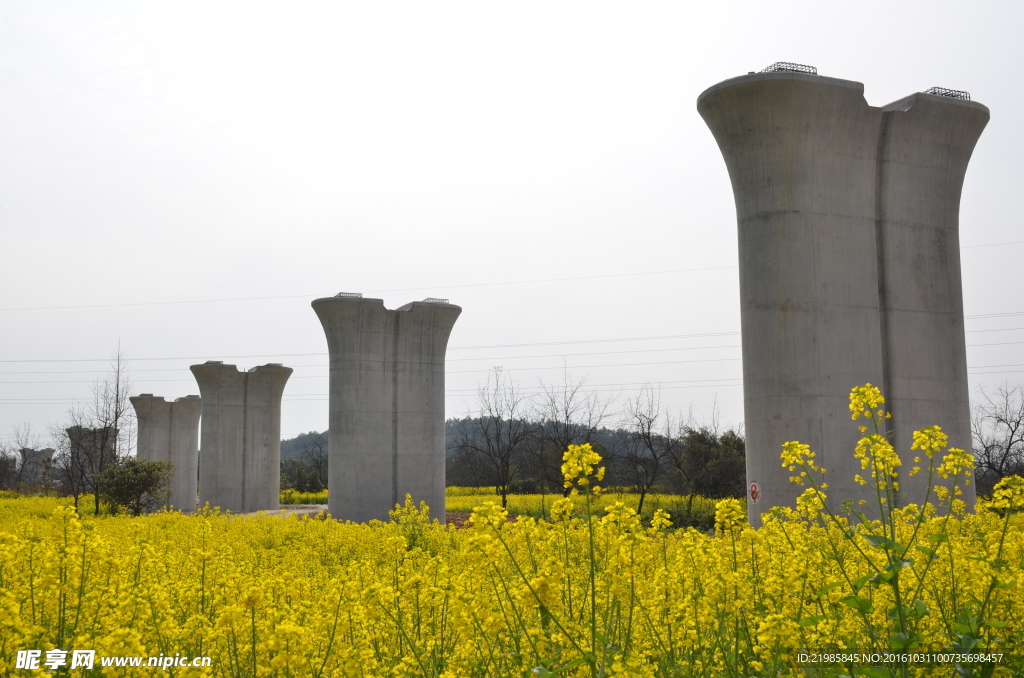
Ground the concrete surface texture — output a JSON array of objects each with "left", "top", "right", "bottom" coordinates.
[
  {"left": 130, "top": 394, "right": 201, "bottom": 511},
  {"left": 18, "top": 447, "right": 55, "bottom": 483},
  {"left": 312, "top": 294, "right": 461, "bottom": 522},
  {"left": 190, "top": 362, "right": 292, "bottom": 513},
  {"left": 875, "top": 93, "right": 989, "bottom": 506},
  {"left": 697, "top": 70, "right": 987, "bottom": 521}
]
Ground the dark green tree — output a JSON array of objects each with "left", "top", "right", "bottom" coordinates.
[
  {"left": 676, "top": 426, "right": 746, "bottom": 500},
  {"left": 96, "top": 458, "right": 174, "bottom": 516}
]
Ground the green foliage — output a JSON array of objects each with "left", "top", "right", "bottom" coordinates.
[
  {"left": 678, "top": 426, "right": 746, "bottom": 498},
  {"left": 280, "top": 457, "right": 325, "bottom": 493},
  {"left": 280, "top": 488, "right": 329, "bottom": 504},
  {"left": 95, "top": 458, "right": 174, "bottom": 516},
  {"left": 388, "top": 493, "right": 439, "bottom": 551}
]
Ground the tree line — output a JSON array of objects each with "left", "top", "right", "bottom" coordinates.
[
  {"left": 278, "top": 370, "right": 748, "bottom": 511},
  {"left": 445, "top": 369, "right": 745, "bottom": 511},
  {"left": 6, "top": 351, "right": 1024, "bottom": 512},
  {"left": 279, "top": 374, "right": 1024, "bottom": 509}
]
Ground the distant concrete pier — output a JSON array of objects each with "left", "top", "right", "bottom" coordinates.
[
  {"left": 130, "top": 394, "right": 201, "bottom": 511},
  {"left": 66, "top": 426, "right": 118, "bottom": 475},
  {"left": 312, "top": 294, "right": 461, "bottom": 522},
  {"left": 698, "top": 66, "right": 987, "bottom": 520},
  {"left": 190, "top": 362, "right": 292, "bottom": 513},
  {"left": 18, "top": 447, "right": 54, "bottom": 483}
]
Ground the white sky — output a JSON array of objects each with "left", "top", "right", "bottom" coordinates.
[{"left": 2, "top": 0, "right": 1023, "bottom": 448}]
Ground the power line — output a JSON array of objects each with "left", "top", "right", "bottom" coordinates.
[
  {"left": 0, "top": 356, "right": 745, "bottom": 385},
  {"left": 447, "top": 344, "right": 742, "bottom": 362},
  {"left": 0, "top": 265, "right": 738, "bottom": 312},
  {"left": 4, "top": 337, "right": 1024, "bottom": 385},
  {"left": 4, "top": 334, "right": 1024, "bottom": 368},
  {"left": 965, "top": 326, "right": 1024, "bottom": 334},
  {"left": 965, "top": 311, "right": 1024, "bottom": 320},
  {"left": 962, "top": 240, "right": 1024, "bottom": 249},
  {"left": 448, "top": 331, "right": 741, "bottom": 350},
  {"left": 2, "top": 237, "right": 1020, "bottom": 314},
  {"left": 0, "top": 332, "right": 747, "bottom": 364}
]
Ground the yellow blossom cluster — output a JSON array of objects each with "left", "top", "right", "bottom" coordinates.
[
  {"left": 0, "top": 491, "right": 1016, "bottom": 677},
  {"left": 446, "top": 488, "right": 719, "bottom": 523},
  {"left": 849, "top": 383, "right": 888, "bottom": 421},
  {"left": 0, "top": 416, "right": 1022, "bottom": 676},
  {"left": 560, "top": 443, "right": 605, "bottom": 495}
]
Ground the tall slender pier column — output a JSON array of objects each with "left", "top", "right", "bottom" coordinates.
[
  {"left": 875, "top": 93, "right": 988, "bottom": 505},
  {"left": 190, "top": 362, "right": 292, "bottom": 513},
  {"left": 312, "top": 294, "right": 461, "bottom": 522},
  {"left": 698, "top": 65, "right": 987, "bottom": 520},
  {"left": 699, "top": 69, "right": 886, "bottom": 518},
  {"left": 130, "top": 394, "right": 201, "bottom": 511}
]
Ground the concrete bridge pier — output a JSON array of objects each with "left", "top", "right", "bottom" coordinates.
[
  {"left": 312, "top": 294, "right": 461, "bottom": 522},
  {"left": 130, "top": 394, "right": 201, "bottom": 511},
  {"left": 190, "top": 362, "right": 292, "bottom": 513}
]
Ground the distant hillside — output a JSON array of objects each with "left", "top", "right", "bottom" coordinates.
[
  {"left": 284, "top": 423, "right": 655, "bottom": 461},
  {"left": 281, "top": 431, "right": 327, "bottom": 460}
]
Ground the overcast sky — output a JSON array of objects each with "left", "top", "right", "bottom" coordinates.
[{"left": 2, "top": 0, "right": 1022, "bottom": 449}]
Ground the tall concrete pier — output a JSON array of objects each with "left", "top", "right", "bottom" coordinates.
[
  {"left": 130, "top": 394, "right": 201, "bottom": 511},
  {"left": 18, "top": 448, "right": 55, "bottom": 483},
  {"left": 190, "top": 362, "right": 292, "bottom": 513},
  {"left": 875, "top": 91, "right": 988, "bottom": 504},
  {"left": 312, "top": 294, "right": 461, "bottom": 522},
  {"left": 697, "top": 65, "right": 987, "bottom": 520}
]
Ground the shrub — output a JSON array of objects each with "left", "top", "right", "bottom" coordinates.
[{"left": 94, "top": 458, "right": 174, "bottom": 515}]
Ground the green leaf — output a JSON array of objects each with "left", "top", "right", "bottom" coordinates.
[
  {"left": 916, "top": 545, "right": 936, "bottom": 558},
  {"left": 994, "top": 580, "right": 1017, "bottom": 590},
  {"left": 799, "top": 615, "right": 826, "bottom": 627},
  {"left": 870, "top": 570, "right": 896, "bottom": 585},
  {"left": 930, "top": 532, "right": 948, "bottom": 543},
  {"left": 550, "top": 658, "right": 585, "bottom": 674},
  {"left": 913, "top": 600, "right": 929, "bottom": 618},
  {"left": 984, "top": 620, "right": 1008, "bottom": 629},
  {"left": 841, "top": 595, "right": 873, "bottom": 614},
  {"left": 890, "top": 632, "right": 912, "bottom": 650},
  {"left": 862, "top": 533, "right": 902, "bottom": 551},
  {"left": 852, "top": 574, "right": 873, "bottom": 592},
  {"left": 815, "top": 582, "right": 844, "bottom": 597}
]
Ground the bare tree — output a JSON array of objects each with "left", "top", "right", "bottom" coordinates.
[
  {"left": 450, "top": 368, "right": 537, "bottom": 508},
  {"left": 972, "top": 383, "right": 1024, "bottom": 496},
  {"left": 51, "top": 425, "right": 87, "bottom": 507},
  {"left": 530, "top": 370, "right": 614, "bottom": 506},
  {"left": 614, "top": 385, "right": 677, "bottom": 515},
  {"left": 302, "top": 431, "right": 329, "bottom": 489},
  {"left": 52, "top": 348, "right": 135, "bottom": 513}
]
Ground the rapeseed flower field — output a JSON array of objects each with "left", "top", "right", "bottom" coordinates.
[{"left": 1, "top": 386, "right": 1022, "bottom": 677}]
